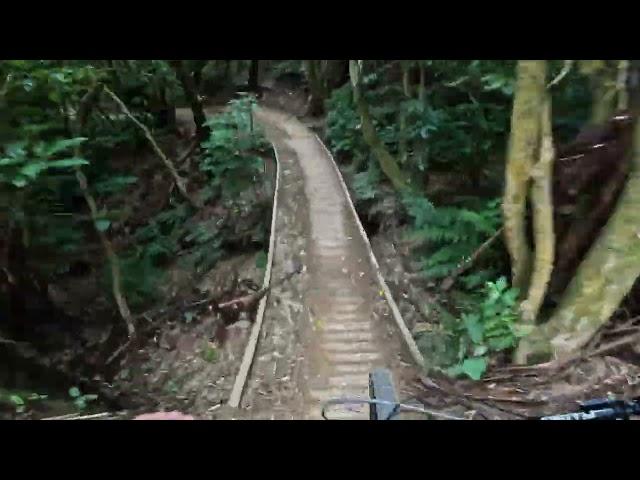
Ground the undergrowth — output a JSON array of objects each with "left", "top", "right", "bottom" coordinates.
[
  {"left": 325, "top": 61, "right": 529, "bottom": 379},
  {"left": 103, "top": 94, "right": 272, "bottom": 310},
  {"left": 416, "top": 277, "right": 529, "bottom": 379}
]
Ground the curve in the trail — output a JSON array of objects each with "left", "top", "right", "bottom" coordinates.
[{"left": 235, "top": 106, "right": 421, "bottom": 420}]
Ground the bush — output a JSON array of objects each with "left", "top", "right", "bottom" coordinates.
[
  {"left": 403, "top": 194, "right": 503, "bottom": 286},
  {"left": 200, "top": 95, "right": 269, "bottom": 200},
  {"left": 417, "top": 277, "right": 530, "bottom": 380}
]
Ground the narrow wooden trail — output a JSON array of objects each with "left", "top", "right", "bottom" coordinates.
[{"left": 230, "top": 106, "right": 422, "bottom": 420}]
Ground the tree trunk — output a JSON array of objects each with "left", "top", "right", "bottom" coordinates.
[
  {"left": 398, "top": 62, "right": 411, "bottom": 164},
  {"left": 419, "top": 63, "right": 426, "bottom": 104},
  {"left": 224, "top": 60, "right": 232, "bottom": 83},
  {"left": 580, "top": 60, "right": 618, "bottom": 125},
  {"left": 305, "top": 60, "right": 326, "bottom": 116},
  {"left": 169, "top": 60, "right": 211, "bottom": 142},
  {"left": 248, "top": 60, "right": 259, "bottom": 91},
  {"left": 515, "top": 115, "right": 640, "bottom": 364},
  {"left": 628, "top": 60, "right": 640, "bottom": 111},
  {"left": 190, "top": 60, "right": 209, "bottom": 92},
  {"left": 617, "top": 60, "right": 630, "bottom": 111},
  {"left": 325, "top": 60, "right": 349, "bottom": 90},
  {"left": 76, "top": 84, "right": 136, "bottom": 338},
  {"left": 550, "top": 122, "right": 633, "bottom": 298},
  {"left": 519, "top": 94, "right": 555, "bottom": 324},
  {"left": 401, "top": 61, "right": 412, "bottom": 97},
  {"left": 349, "top": 60, "right": 411, "bottom": 192},
  {"left": 503, "top": 60, "right": 547, "bottom": 291}
]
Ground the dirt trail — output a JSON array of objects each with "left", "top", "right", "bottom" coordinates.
[{"left": 234, "top": 107, "right": 419, "bottom": 419}]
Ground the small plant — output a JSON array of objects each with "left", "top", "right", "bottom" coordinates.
[
  {"left": 201, "top": 342, "right": 219, "bottom": 363},
  {"left": 8, "top": 392, "right": 48, "bottom": 414},
  {"left": 165, "top": 380, "right": 180, "bottom": 394},
  {"left": 68, "top": 387, "right": 98, "bottom": 410},
  {"left": 352, "top": 162, "right": 381, "bottom": 201},
  {"left": 444, "top": 277, "right": 532, "bottom": 380},
  {"left": 255, "top": 251, "right": 267, "bottom": 269}
]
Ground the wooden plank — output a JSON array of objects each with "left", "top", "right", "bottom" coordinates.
[
  {"left": 227, "top": 110, "right": 280, "bottom": 408},
  {"left": 313, "top": 133, "right": 425, "bottom": 368}
]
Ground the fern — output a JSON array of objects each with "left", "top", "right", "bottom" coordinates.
[
  {"left": 403, "top": 193, "right": 502, "bottom": 283},
  {"left": 352, "top": 162, "right": 381, "bottom": 201}
]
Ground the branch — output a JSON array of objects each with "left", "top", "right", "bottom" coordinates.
[
  {"left": 73, "top": 85, "right": 135, "bottom": 339},
  {"left": 349, "top": 60, "right": 411, "bottom": 192},
  {"left": 548, "top": 60, "right": 573, "bottom": 88},
  {"left": 176, "top": 139, "right": 200, "bottom": 166},
  {"left": 42, "top": 412, "right": 117, "bottom": 421},
  {"left": 440, "top": 227, "right": 504, "bottom": 292},
  {"left": 0, "top": 336, "right": 29, "bottom": 346},
  {"left": 102, "top": 85, "right": 201, "bottom": 208}
]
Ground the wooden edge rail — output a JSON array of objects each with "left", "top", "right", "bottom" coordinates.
[{"left": 227, "top": 110, "right": 280, "bottom": 409}]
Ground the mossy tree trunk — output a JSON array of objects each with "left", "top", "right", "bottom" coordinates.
[
  {"left": 515, "top": 115, "right": 640, "bottom": 364},
  {"left": 519, "top": 93, "right": 555, "bottom": 324},
  {"left": 305, "top": 60, "right": 327, "bottom": 116},
  {"left": 248, "top": 60, "right": 259, "bottom": 91},
  {"left": 580, "top": 60, "right": 618, "bottom": 124},
  {"left": 398, "top": 61, "right": 412, "bottom": 164},
  {"left": 418, "top": 62, "right": 426, "bottom": 105},
  {"left": 349, "top": 60, "right": 411, "bottom": 192},
  {"left": 169, "top": 60, "right": 211, "bottom": 142},
  {"left": 503, "top": 60, "right": 548, "bottom": 292}
]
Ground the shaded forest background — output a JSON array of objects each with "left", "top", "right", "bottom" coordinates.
[{"left": 2, "top": 59, "right": 640, "bottom": 417}]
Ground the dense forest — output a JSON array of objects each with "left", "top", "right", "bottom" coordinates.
[{"left": 2, "top": 59, "right": 640, "bottom": 420}]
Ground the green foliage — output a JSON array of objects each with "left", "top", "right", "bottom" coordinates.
[
  {"left": 0, "top": 138, "right": 88, "bottom": 188},
  {"left": 9, "top": 394, "right": 26, "bottom": 413},
  {"left": 109, "top": 247, "right": 166, "bottom": 308},
  {"left": 326, "top": 60, "right": 516, "bottom": 181},
  {"left": 255, "top": 251, "right": 268, "bottom": 269},
  {"left": 200, "top": 95, "right": 269, "bottom": 199},
  {"left": 68, "top": 386, "right": 98, "bottom": 410},
  {"left": 106, "top": 60, "right": 181, "bottom": 111},
  {"left": 0, "top": 388, "right": 48, "bottom": 415},
  {"left": 352, "top": 161, "right": 382, "bottom": 201},
  {"left": 417, "top": 277, "right": 528, "bottom": 380},
  {"left": 0, "top": 136, "right": 92, "bottom": 275},
  {"left": 403, "top": 194, "right": 502, "bottom": 283},
  {"left": 201, "top": 343, "right": 219, "bottom": 363},
  {"left": 548, "top": 60, "right": 592, "bottom": 142},
  {"left": 446, "top": 277, "right": 529, "bottom": 379},
  {"left": 326, "top": 85, "right": 367, "bottom": 162},
  {"left": 270, "top": 60, "right": 304, "bottom": 78},
  {"left": 0, "top": 61, "right": 107, "bottom": 283}
]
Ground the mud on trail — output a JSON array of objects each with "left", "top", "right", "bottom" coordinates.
[{"left": 223, "top": 107, "right": 420, "bottom": 420}]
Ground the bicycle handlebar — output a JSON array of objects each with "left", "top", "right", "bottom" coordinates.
[{"left": 322, "top": 368, "right": 640, "bottom": 421}]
